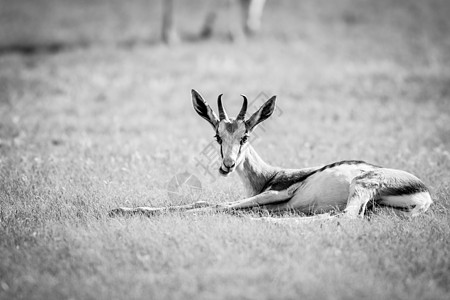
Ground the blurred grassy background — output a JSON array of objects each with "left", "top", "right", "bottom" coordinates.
[{"left": 0, "top": 0, "right": 450, "bottom": 299}]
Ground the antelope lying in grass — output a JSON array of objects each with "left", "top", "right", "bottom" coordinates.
[{"left": 109, "top": 90, "right": 432, "bottom": 222}]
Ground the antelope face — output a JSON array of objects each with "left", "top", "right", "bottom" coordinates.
[
  {"left": 191, "top": 89, "right": 276, "bottom": 176},
  {"left": 215, "top": 118, "right": 248, "bottom": 175}
]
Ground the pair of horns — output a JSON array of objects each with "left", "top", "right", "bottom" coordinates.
[{"left": 217, "top": 94, "right": 248, "bottom": 121}]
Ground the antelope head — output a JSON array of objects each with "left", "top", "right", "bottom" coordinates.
[{"left": 191, "top": 89, "right": 276, "bottom": 176}]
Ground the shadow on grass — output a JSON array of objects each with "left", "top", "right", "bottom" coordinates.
[
  {"left": 0, "top": 31, "right": 258, "bottom": 56},
  {"left": 0, "top": 40, "right": 91, "bottom": 56}
]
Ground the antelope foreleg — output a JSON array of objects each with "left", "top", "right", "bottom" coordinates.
[
  {"left": 178, "top": 190, "right": 293, "bottom": 215},
  {"left": 221, "top": 189, "right": 293, "bottom": 210},
  {"left": 108, "top": 190, "right": 293, "bottom": 217},
  {"left": 108, "top": 201, "right": 213, "bottom": 217}
]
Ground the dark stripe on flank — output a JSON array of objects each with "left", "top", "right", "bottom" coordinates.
[
  {"left": 262, "top": 160, "right": 379, "bottom": 193},
  {"left": 314, "top": 160, "right": 380, "bottom": 174},
  {"left": 380, "top": 180, "right": 429, "bottom": 196}
]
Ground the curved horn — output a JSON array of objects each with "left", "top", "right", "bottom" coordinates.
[
  {"left": 217, "top": 94, "right": 228, "bottom": 121},
  {"left": 236, "top": 95, "right": 248, "bottom": 120}
]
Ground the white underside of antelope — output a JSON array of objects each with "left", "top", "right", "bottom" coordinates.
[{"left": 109, "top": 90, "right": 433, "bottom": 222}]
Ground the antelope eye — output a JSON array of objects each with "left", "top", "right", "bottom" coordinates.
[
  {"left": 215, "top": 134, "right": 222, "bottom": 144},
  {"left": 240, "top": 135, "right": 248, "bottom": 145}
]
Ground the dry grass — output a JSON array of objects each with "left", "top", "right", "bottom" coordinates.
[{"left": 1, "top": 0, "right": 450, "bottom": 299}]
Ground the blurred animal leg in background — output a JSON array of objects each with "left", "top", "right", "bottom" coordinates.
[
  {"left": 200, "top": 0, "right": 246, "bottom": 41},
  {"left": 161, "top": 0, "right": 180, "bottom": 44},
  {"left": 162, "top": 0, "right": 267, "bottom": 43},
  {"left": 199, "top": 9, "right": 218, "bottom": 38},
  {"left": 241, "top": 0, "right": 266, "bottom": 35},
  {"left": 225, "top": 0, "right": 246, "bottom": 42}
]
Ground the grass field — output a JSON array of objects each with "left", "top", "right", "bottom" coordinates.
[{"left": 1, "top": 0, "right": 450, "bottom": 299}]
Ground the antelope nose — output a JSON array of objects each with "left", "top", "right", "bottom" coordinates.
[{"left": 223, "top": 159, "right": 236, "bottom": 169}]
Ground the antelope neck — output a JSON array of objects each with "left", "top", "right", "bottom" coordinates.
[{"left": 236, "top": 144, "right": 278, "bottom": 196}]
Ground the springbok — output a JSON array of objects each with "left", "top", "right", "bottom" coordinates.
[
  {"left": 109, "top": 90, "right": 433, "bottom": 222},
  {"left": 162, "top": 0, "right": 267, "bottom": 43}
]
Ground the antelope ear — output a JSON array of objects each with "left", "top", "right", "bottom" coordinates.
[
  {"left": 191, "top": 89, "right": 219, "bottom": 129},
  {"left": 245, "top": 96, "right": 276, "bottom": 131}
]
